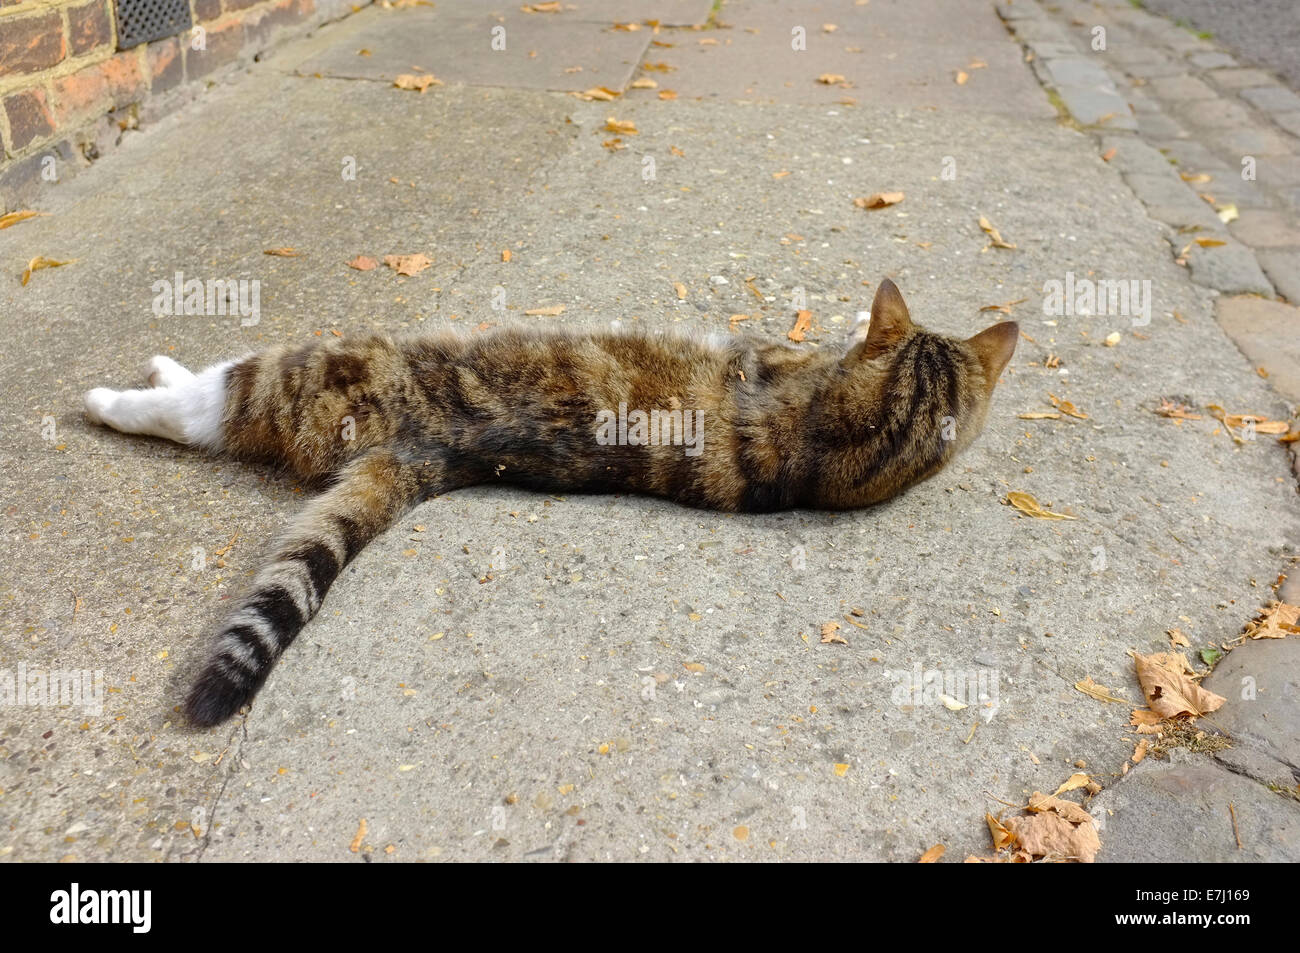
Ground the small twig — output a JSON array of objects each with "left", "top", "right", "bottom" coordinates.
[
  {"left": 1228, "top": 802, "right": 1241, "bottom": 849},
  {"left": 983, "top": 790, "right": 1021, "bottom": 808}
]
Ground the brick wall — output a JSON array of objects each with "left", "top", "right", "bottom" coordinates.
[{"left": 0, "top": 0, "right": 366, "bottom": 207}]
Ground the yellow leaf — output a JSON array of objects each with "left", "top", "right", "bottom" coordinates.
[
  {"left": 1194, "top": 237, "right": 1226, "bottom": 247},
  {"left": 1074, "top": 676, "right": 1126, "bottom": 704},
  {"left": 1053, "top": 772, "right": 1090, "bottom": 796},
  {"left": 1216, "top": 203, "right": 1239, "bottom": 224},
  {"left": 1004, "top": 491, "right": 1077, "bottom": 521},
  {"left": 955, "top": 70, "right": 969, "bottom": 85},
  {"left": 820, "top": 621, "right": 847, "bottom": 644},
  {"left": 21, "top": 256, "right": 75, "bottom": 286},
  {"left": 833, "top": 763, "right": 849, "bottom": 777},
  {"left": 977, "top": 215, "right": 1016, "bottom": 249},
  {"left": 524, "top": 304, "right": 565, "bottom": 316},
  {"left": 629, "top": 77, "right": 657, "bottom": 89},
  {"left": 393, "top": 73, "right": 442, "bottom": 93},
  {"left": 604, "top": 117, "right": 638, "bottom": 135},
  {"left": 0, "top": 210, "right": 45, "bottom": 230}
]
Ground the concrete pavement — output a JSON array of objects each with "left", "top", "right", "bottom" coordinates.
[{"left": 1, "top": 0, "right": 1297, "bottom": 862}]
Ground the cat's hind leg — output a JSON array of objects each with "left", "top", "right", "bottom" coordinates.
[
  {"left": 145, "top": 354, "right": 197, "bottom": 389},
  {"left": 85, "top": 360, "right": 232, "bottom": 448}
]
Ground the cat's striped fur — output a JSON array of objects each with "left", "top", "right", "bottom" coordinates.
[{"left": 84, "top": 280, "right": 1017, "bottom": 727}]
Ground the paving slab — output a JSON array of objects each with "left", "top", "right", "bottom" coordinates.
[
  {"left": 1, "top": 0, "right": 1298, "bottom": 864},
  {"left": 290, "top": 7, "right": 653, "bottom": 92}
]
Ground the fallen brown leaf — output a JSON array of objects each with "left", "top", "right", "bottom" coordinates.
[
  {"left": 347, "top": 255, "right": 379, "bottom": 271},
  {"left": 383, "top": 253, "right": 432, "bottom": 277},
  {"left": 820, "top": 621, "right": 848, "bottom": 645},
  {"left": 264, "top": 247, "right": 300, "bottom": 257},
  {"left": 918, "top": 844, "right": 945, "bottom": 863},
  {"left": 1133, "top": 651, "right": 1226, "bottom": 719},
  {"left": 854, "top": 191, "right": 904, "bottom": 209},
  {"left": 393, "top": 73, "right": 442, "bottom": 93},
  {"left": 1004, "top": 810, "right": 1100, "bottom": 862}
]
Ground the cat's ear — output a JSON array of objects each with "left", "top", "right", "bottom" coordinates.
[
  {"left": 844, "top": 278, "right": 913, "bottom": 362},
  {"left": 966, "top": 321, "right": 1019, "bottom": 387}
]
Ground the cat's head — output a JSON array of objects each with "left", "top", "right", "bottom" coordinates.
[{"left": 818, "top": 278, "right": 1018, "bottom": 505}]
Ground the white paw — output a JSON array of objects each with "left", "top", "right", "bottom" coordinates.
[
  {"left": 145, "top": 355, "right": 194, "bottom": 388},
  {"left": 84, "top": 387, "right": 118, "bottom": 425}
]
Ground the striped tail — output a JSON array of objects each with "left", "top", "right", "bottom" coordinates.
[{"left": 184, "top": 450, "right": 430, "bottom": 727}]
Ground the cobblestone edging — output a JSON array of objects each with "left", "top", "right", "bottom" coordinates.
[{"left": 997, "top": 0, "right": 1300, "bottom": 307}]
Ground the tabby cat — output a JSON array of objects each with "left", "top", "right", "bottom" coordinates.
[{"left": 83, "top": 279, "right": 1017, "bottom": 727}]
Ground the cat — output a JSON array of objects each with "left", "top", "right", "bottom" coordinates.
[{"left": 83, "top": 279, "right": 1017, "bottom": 727}]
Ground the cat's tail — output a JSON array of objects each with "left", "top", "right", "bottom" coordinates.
[{"left": 184, "top": 449, "right": 433, "bottom": 727}]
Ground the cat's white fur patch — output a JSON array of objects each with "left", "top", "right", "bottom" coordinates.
[{"left": 85, "top": 358, "right": 232, "bottom": 448}]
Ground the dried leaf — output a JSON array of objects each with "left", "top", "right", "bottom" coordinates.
[
  {"left": 393, "top": 73, "right": 442, "bottom": 93},
  {"left": 520, "top": 1, "right": 560, "bottom": 11},
  {"left": 954, "top": 70, "right": 969, "bottom": 85},
  {"left": 575, "top": 86, "right": 620, "bottom": 101},
  {"left": 349, "top": 818, "right": 367, "bottom": 852},
  {"left": 1019, "top": 412, "right": 1061, "bottom": 420},
  {"left": 604, "top": 117, "right": 638, "bottom": 135},
  {"left": 1132, "top": 739, "right": 1149, "bottom": 764},
  {"left": 0, "top": 210, "right": 45, "bottom": 230},
  {"left": 629, "top": 77, "right": 658, "bottom": 89},
  {"left": 816, "top": 73, "right": 848, "bottom": 85},
  {"left": 918, "top": 844, "right": 945, "bottom": 863},
  {"left": 980, "top": 298, "right": 1026, "bottom": 313},
  {"left": 1004, "top": 811, "right": 1100, "bottom": 862},
  {"left": 1242, "top": 601, "right": 1300, "bottom": 640},
  {"left": 1216, "top": 203, "right": 1239, "bottom": 224},
  {"left": 1167, "top": 628, "right": 1190, "bottom": 649},
  {"left": 1054, "top": 773, "right": 1090, "bottom": 796},
  {"left": 264, "top": 247, "right": 300, "bottom": 257},
  {"left": 347, "top": 255, "right": 379, "bottom": 271},
  {"left": 1026, "top": 792, "right": 1092, "bottom": 824},
  {"left": 986, "top": 813, "right": 1015, "bottom": 850},
  {"left": 1074, "top": 676, "right": 1126, "bottom": 704},
  {"left": 977, "top": 215, "right": 1016, "bottom": 249},
  {"left": 1047, "top": 392, "right": 1088, "bottom": 419},
  {"left": 383, "top": 253, "right": 432, "bottom": 276},
  {"left": 1155, "top": 399, "right": 1201, "bottom": 420},
  {"left": 658, "top": 89, "right": 678, "bottom": 100},
  {"left": 820, "top": 621, "right": 847, "bottom": 645},
  {"left": 673, "top": 281, "right": 687, "bottom": 300},
  {"left": 1194, "top": 237, "right": 1226, "bottom": 247},
  {"left": 854, "top": 191, "right": 904, "bottom": 209},
  {"left": 1133, "top": 651, "right": 1226, "bottom": 719},
  {"left": 787, "top": 310, "right": 813, "bottom": 342},
  {"left": 1005, "top": 490, "right": 1077, "bottom": 521},
  {"left": 524, "top": 304, "right": 565, "bottom": 316},
  {"left": 20, "top": 256, "right": 75, "bottom": 286}
]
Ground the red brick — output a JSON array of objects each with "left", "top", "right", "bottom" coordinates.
[
  {"left": 52, "top": 52, "right": 145, "bottom": 124},
  {"left": 194, "top": 0, "right": 222, "bottom": 21},
  {"left": 186, "top": 21, "right": 245, "bottom": 79},
  {"left": 68, "top": 0, "right": 113, "bottom": 56},
  {"left": 4, "top": 87, "right": 56, "bottom": 150},
  {"left": 0, "top": 12, "right": 67, "bottom": 77},
  {"left": 146, "top": 36, "right": 184, "bottom": 93}
]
